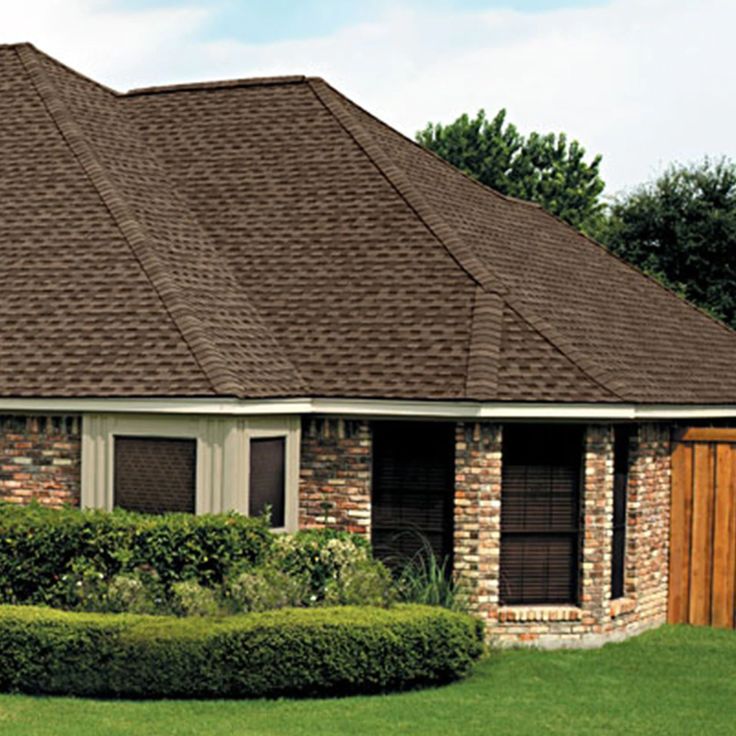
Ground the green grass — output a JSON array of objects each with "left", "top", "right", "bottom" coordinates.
[{"left": 0, "top": 625, "right": 733, "bottom": 735}]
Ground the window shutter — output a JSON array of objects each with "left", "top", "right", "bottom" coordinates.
[
  {"left": 500, "top": 425, "right": 582, "bottom": 605},
  {"left": 114, "top": 437, "right": 196, "bottom": 514},
  {"left": 249, "top": 437, "right": 286, "bottom": 527}
]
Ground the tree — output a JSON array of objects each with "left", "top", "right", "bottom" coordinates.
[
  {"left": 416, "top": 108, "right": 605, "bottom": 232},
  {"left": 596, "top": 158, "right": 736, "bottom": 329}
]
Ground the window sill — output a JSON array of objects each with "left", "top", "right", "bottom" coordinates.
[
  {"left": 610, "top": 597, "right": 636, "bottom": 618},
  {"left": 497, "top": 605, "right": 582, "bottom": 623}
]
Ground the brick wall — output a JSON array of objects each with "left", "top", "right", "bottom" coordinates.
[
  {"left": 0, "top": 415, "right": 81, "bottom": 507},
  {"left": 1, "top": 411, "right": 670, "bottom": 648},
  {"left": 463, "top": 422, "right": 672, "bottom": 648},
  {"left": 454, "top": 422, "right": 502, "bottom": 621},
  {"left": 299, "top": 416, "right": 371, "bottom": 534},
  {"left": 627, "top": 423, "right": 671, "bottom": 626}
]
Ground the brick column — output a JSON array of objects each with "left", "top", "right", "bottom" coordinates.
[
  {"left": 581, "top": 424, "right": 615, "bottom": 627},
  {"left": 298, "top": 417, "right": 372, "bottom": 535},
  {"left": 454, "top": 422, "right": 502, "bottom": 621},
  {"left": 628, "top": 423, "right": 670, "bottom": 625}
]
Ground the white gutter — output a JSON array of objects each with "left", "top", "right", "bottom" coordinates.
[{"left": 0, "top": 396, "right": 735, "bottom": 419}]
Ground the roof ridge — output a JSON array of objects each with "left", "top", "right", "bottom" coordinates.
[
  {"left": 335, "top": 77, "right": 736, "bottom": 345},
  {"left": 307, "top": 78, "right": 508, "bottom": 297},
  {"left": 126, "top": 75, "right": 306, "bottom": 96},
  {"left": 465, "top": 287, "right": 503, "bottom": 399},
  {"left": 16, "top": 42, "right": 122, "bottom": 97},
  {"left": 15, "top": 44, "right": 245, "bottom": 397},
  {"left": 308, "top": 78, "right": 629, "bottom": 401},
  {"left": 305, "top": 76, "right": 539, "bottom": 212}
]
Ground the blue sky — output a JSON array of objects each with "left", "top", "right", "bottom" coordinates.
[
  {"left": 1, "top": 1, "right": 733, "bottom": 193},
  {"left": 123, "top": 0, "right": 607, "bottom": 44}
]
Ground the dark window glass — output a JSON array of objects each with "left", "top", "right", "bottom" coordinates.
[
  {"left": 371, "top": 422, "right": 455, "bottom": 567},
  {"left": 249, "top": 437, "right": 286, "bottom": 527},
  {"left": 114, "top": 436, "right": 196, "bottom": 514},
  {"left": 500, "top": 425, "right": 583, "bottom": 605},
  {"left": 611, "top": 425, "right": 634, "bottom": 599}
]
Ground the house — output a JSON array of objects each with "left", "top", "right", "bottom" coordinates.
[{"left": 1, "top": 43, "right": 735, "bottom": 646}]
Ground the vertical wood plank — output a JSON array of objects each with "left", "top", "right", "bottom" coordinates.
[
  {"left": 689, "top": 443, "right": 715, "bottom": 626},
  {"left": 669, "top": 442, "right": 693, "bottom": 624},
  {"left": 712, "top": 444, "right": 736, "bottom": 629}
]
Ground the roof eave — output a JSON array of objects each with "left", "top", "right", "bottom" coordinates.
[{"left": 0, "top": 396, "right": 735, "bottom": 420}]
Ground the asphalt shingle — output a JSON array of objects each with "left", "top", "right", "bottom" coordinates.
[{"left": 1, "top": 43, "right": 735, "bottom": 404}]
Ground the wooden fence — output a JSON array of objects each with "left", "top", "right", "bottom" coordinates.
[{"left": 668, "top": 428, "right": 736, "bottom": 629}]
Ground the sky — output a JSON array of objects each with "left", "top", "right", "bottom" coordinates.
[{"left": 1, "top": 0, "right": 733, "bottom": 195}]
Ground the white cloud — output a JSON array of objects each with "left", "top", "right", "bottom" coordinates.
[{"left": 1, "top": 0, "right": 734, "bottom": 193}]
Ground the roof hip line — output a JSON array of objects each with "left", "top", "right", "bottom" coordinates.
[
  {"left": 16, "top": 44, "right": 245, "bottom": 398},
  {"left": 308, "top": 78, "right": 508, "bottom": 298},
  {"left": 308, "top": 78, "right": 629, "bottom": 401}
]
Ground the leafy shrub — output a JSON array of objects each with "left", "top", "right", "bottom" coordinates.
[
  {"left": 47, "top": 558, "right": 108, "bottom": 612},
  {"left": 0, "top": 503, "right": 272, "bottom": 607},
  {"left": 0, "top": 604, "right": 484, "bottom": 698},
  {"left": 171, "top": 580, "right": 219, "bottom": 617},
  {"left": 323, "top": 557, "right": 394, "bottom": 607},
  {"left": 225, "top": 567, "right": 308, "bottom": 613},
  {"left": 272, "top": 529, "right": 393, "bottom": 605},
  {"left": 105, "top": 573, "right": 159, "bottom": 615}
]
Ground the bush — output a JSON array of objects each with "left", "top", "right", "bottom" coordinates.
[
  {"left": 170, "top": 580, "right": 219, "bottom": 617},
  {"left": 0, "top": 604, "right": 484, "bottom": 698},
  {"left": 225, "top": 567, "right": 309, "bottom": 613},
  {"left": 272, "top": 529, "right": 393, "bottom": 605},
  {"left": 0, "top": 503, "right": 273, "bottom": 607}
]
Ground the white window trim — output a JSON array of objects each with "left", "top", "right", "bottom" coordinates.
[
  {"left": 245, "top": 418, "right": 300, "bottom": 534},
  {"left": 81, "top": 414, "right": 300, "bottom": 531}
]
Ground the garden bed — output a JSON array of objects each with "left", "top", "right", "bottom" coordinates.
[{"left": 0, "top": 603, "right": 483, "bottom": 699}]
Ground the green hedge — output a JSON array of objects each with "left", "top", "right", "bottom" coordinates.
[
  {"left": 0, "top": 604, "right": 484, "bottom": 698},
  {"left": 0, "top": 503, "right": 272, "bottom": 605}
]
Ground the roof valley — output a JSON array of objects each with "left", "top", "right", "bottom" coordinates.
[{"left": 15, "top": 44, "right": 237, "bottom": 396}]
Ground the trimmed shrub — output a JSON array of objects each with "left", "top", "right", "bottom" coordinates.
[
  {"left": 0, "top": 503, "right": 272, "bottom": 606},
  {"left": 0, "top": 604, "right": 484, "bottom": 698}
]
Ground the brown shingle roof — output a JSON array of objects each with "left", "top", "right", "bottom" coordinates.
[{"left": 1, "top": 43, "right": 735, "bottom": 404}]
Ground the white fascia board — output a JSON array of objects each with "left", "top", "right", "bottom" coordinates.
[{"left": 1, "top": 396, "right": 736, "bottom": 419}]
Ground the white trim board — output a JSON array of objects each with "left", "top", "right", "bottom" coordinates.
[
  {"left": 81, "top": 414, "right": 300, "bottom": 530},
  {"left": 2, "top": 396, "right": 736, "bottom": 419}
]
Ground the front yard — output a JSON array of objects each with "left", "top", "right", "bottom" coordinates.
[{"left": 0, "top": 624, "right": 733, "bottom": 735}]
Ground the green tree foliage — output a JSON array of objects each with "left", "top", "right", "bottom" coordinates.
[
  {"left": 597, "top": 158, "right": 736, "bottom": 328},
  {"left": 416, "top": 108, "right": 605, "bottom": 232}
]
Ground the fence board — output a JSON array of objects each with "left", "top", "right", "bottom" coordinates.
[
  {"left": 668, "top": 442, "right": 692, "bottom": 624},
  {"left": 670, "top": 432, "right": 736, "bottom": 630},
  {"left": 712, "top": 443, "right": 735, "bottom": 629},
  {"left": 688, "top": 443, "right": 715, "bottom": 625}
]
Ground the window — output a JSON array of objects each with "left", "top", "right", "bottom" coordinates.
[
  {"left": 371, "top": 421, "right": 455, "bottom": 566},
  {"left": 249, "top": 437, "right": 286, "bottom": 528},
  {"left": 611, "top": 425, "right": 634, "bottom": 600},
  {"left": 82, "top": 414, "right": 299, "bottom": 525},
  {"left": 114, "top": 436, "right": 196, "bottom": 514},
  {"left": 500, "top": 424, "right": 583, "bottom": 605}
]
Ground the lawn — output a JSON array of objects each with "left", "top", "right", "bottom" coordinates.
[{"left": 0, "top": 625, "right": 733, "bottom": 736}]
